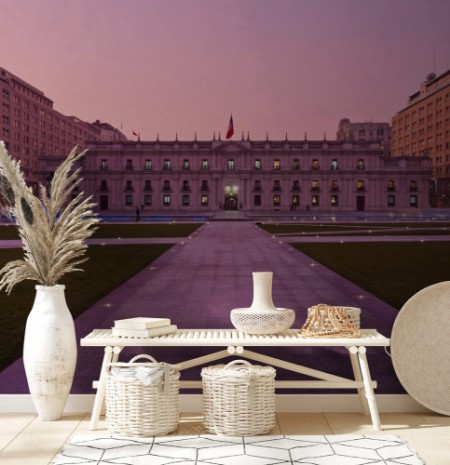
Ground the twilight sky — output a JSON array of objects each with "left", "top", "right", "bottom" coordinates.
[{"left": 1, "top": 0, "right": 450, "bottom": 141}]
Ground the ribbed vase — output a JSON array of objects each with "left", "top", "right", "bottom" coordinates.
[{"left": 23, "top": 285, "right": 77, "bottom": 420}]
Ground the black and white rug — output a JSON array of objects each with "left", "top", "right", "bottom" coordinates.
[{"left": 52, "top": 434, "right": 425, "bottom": 464}]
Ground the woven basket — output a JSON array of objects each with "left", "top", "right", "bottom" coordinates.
[
  {"left": 105, "top": 354, "right": 180, "bottom": 436},
  {"left": 201, "top": 360, "right": 276, "bottom": 436}
]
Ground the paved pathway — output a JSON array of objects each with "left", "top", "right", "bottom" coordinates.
[{"left": 0, "top": 221, "right": 402, "bottom": 394}]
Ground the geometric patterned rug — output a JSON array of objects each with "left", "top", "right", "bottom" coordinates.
[{"left": 51, "top": 435, "right": 425, "bottom": 464}]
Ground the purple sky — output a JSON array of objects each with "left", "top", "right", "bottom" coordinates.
[{"left": 2, "top": 0, "right": 450, "bottom": 141}]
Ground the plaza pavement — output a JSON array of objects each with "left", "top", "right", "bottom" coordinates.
[{"left": 0, "top": 219, "right": 406, "bottom": 395}]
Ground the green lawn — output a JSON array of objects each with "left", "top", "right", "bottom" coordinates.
[
  {"left": 0, "top": 244, "right": 172, "bottom": 371},
  {"left": 292, "top": 241, "right": 450, "bottom": 310},
  {"left": 0, "top": 223, "right": 203, "bottom": 240},
  {"left": 91, "top": 223, "right": 203, "bottom": 238},
  {"left": 258, "top": 222, "right": 450, "bottom": 235}
]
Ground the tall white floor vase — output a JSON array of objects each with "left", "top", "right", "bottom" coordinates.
[{"left": 23, "top": 285, "right": 77, "bottom": 420}]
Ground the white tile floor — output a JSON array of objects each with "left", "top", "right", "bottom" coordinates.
[{"left": 1, "top": 412, "right": 449, "bottom": 465}]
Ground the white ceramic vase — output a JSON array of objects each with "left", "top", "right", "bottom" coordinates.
[
  {"left": 23, "top": 285, "right": 77, "bottom": 420},
  {"left": 230, "top": 272, "right": 295, "bottom": 334},
  {"left": 249, "top": 271, "right": 277, "bottom": 311}
]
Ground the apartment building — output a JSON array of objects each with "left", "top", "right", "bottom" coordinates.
[
  {"left": 0, "top": 67, "right": 101, "bottom": 185},
  {"left": 391, "top": 69, "right": 450, "bottom": 205}
]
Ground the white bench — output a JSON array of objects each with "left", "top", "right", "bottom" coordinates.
[{"left": 81, "top": 328, "right": 390, "bottom": 431}]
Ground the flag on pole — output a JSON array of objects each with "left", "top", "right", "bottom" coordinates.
[{"left": 226, "top": 115, "right": 234, "bottom": 139}]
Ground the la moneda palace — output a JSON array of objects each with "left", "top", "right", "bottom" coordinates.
[
  {"left": 73, "top": 136, "right": 430, "bottom": 213},
  {"left": 4, "top": 65, "right": 450, "bottom": 214}
]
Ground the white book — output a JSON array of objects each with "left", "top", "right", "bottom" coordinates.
[
  {"left": 114, "top": 317, "right": 171, "bottom": 330},
  {"left": 112, "top": 324, "right": 177, "bottom": 338}
]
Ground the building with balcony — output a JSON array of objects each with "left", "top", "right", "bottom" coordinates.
[{"left": 337, "top": 118, "right": 391, "bottom": 155}]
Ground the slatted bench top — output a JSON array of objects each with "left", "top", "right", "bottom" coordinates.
[{"left": 81, "top": 328, "right": 389, "bottom": 347}]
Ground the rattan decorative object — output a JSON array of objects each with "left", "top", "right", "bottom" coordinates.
[
  {"left": 300, "top": 304, "right": 361, "bottom": 338},
  {"left": 391, "top": 281, "right": 450, "bottom": 416},
  {"left": 105, "top": 354, "right": 180, "bottom": 436},
  {"left": 201, "top": 360, "right": 276, "bottom": 436},
  {"left": 231, "top": 272, "right": 295, "bottom": 335}
]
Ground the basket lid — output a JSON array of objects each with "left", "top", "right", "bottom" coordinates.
[{"left": 201, "top": 360, "right": 275, "bottom": 378}]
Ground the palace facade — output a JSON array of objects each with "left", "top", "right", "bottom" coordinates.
[{"left": 59, "top": 136, "right": 431, "bottom": 214}]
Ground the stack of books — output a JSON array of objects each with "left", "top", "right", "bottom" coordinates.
[{"left": 112, "top": 317, "right": 177, "bottom": 338}]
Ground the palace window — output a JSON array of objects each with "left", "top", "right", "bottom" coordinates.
[
  {"left": 273, "top": 180, "right": 281, "bottom": 191},
  {"left": 331, "top": 159, "right": 339, "bottom": 170},
  {"left": 356, "top": 180, "right": 365, "bottom": 191},
  {"left": 162, "top": 180, "right": 171, "bottom": 192},
  {"left": 144, "top": 195, "right": 152, "bottom": 206},
  {"left": 201, "top": 159, "right": 209, "bottom": 170},
  {"left": 387, "top": 180, "right": 395, "bottom": 191},
  {"left": 254, "top": 195, "right": 262, "bottom": 206},
  {"left": 292, "top": 180, "right": 300, "bottom": 191},
  {"left": 163, "top": 195, "right": 171, "bottom": 206},
  {"left": 100, "top": 159, "right": 108, "bottom": 170},
  {"left": 311, "top": 194, "right": 319, "bottom": 206},
  {"left": 273, "top": 159, "right": 281, "bottom": 170},
  {"left": 356, "top": 159, "right": 365, "bottom": 170},
  {"left": 201, "top": 195, "right": 209, "bottom": 206},
  {"left": 163, "top": 159, "right": 171, "bottom": 170},
  {"left": 144, "top": 159, "right": 152, "bottom": 170},
  {"left": 254, "top": 180, "right": 262, "bottom": 191},
  {"left": 182, "top": 159, "right": 190, "bottom": 170},
  {"left": 292, "top": 195, "right": 300, "bottom": 207},
  {"left": 144, "top": 180, "right": 152, "bottom": 191},
  {"left": 125, "top": 194, "right": 133, "bottom": 206},
  {"left": 292, "top": 159, "right": 300, "bottom": 170},
  {"left": 125, "top": 159, "right": 133, "bottom": 170},
  {"left": 201, "top": 180, "right": 209, "bottom": 191},
  {"left": 331, "top": 195, "right": 339, "bottom": 207},
  {"left": 125, "top": 180, "right": 133, "bottom": 191},
  {"left": 311, "top": 180, "right": 319, "bottom": 191},
  {"left": 311, "top": 159, "right": 320, "bottom": 170},
  {"left": 182, "top": 194, "right": 190, "bottom": 206},
  {"left": 410, "top": 195, "right": 418, "bottom": 207},
  {"left": 227, "top": 159, "right": 235, "bottom": 170},
  {"left": 330, "top": 180, "right": 339, "bottom": 191},
  {"left": 409, "top": 180, "right": 418, "bottom": 191},
  {"left": 254, "top": 159, "right": 262, "bottom": 170},
  {"left": 273, "top": 195, "right": 281, "bottom": 207},
  {"left": 182, "top": 180, "right": 190, "bottom": 192},
  {"left": 387, "top": 195, "right": 395, "bottom": 207},
  {"left": 99, "top": 180, "right": 108, "bottom": 191}
]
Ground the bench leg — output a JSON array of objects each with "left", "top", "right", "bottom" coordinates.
[
  {"left": 89, "top": 346, "right": 122, "bottom": 430},
  {"left": 357, "top": 347, "right": 382, "bottom": 431},
  {"left": 349, "top": 346, "right": 369, "bottom": 415}
]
